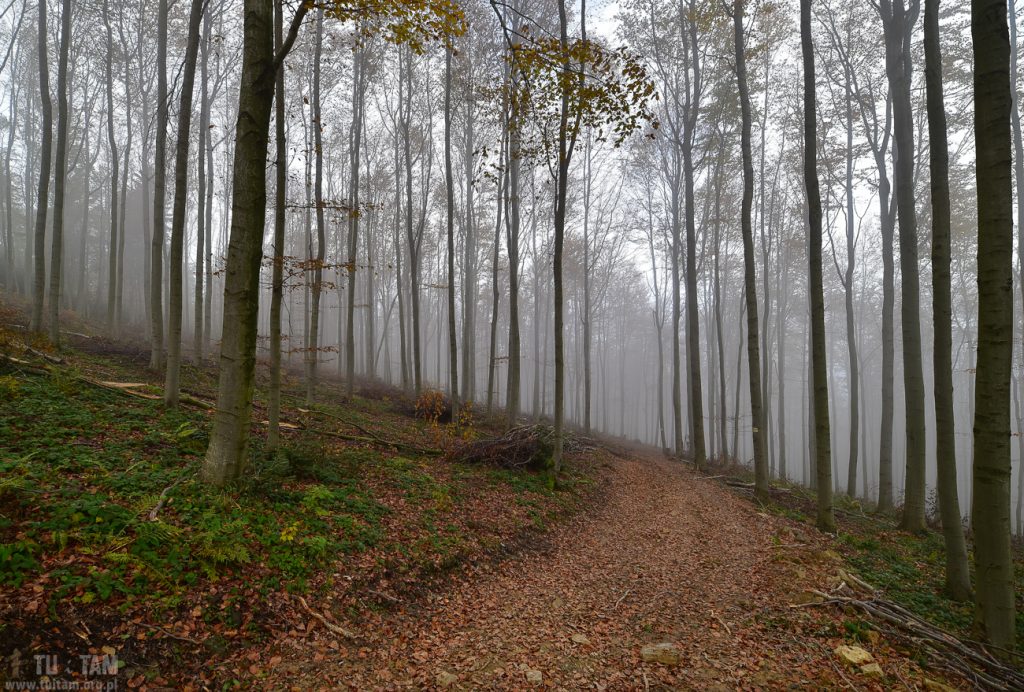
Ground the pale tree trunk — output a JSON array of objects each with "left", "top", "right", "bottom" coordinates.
[
  {"left": 165, "top": 0, "right": 206, "bottom": 407},
  {"left": 202, "top": 0, "right": 307, "bottom": 485},
  {"left": 195, "top": 7, "right": 212, "bottom": 361},
  {"left": 150, "top": 0, "right": 168, "bottom": 370},
  {"left": 46, "top": 0, "right": 72, "bottom": 346},
  {"left": 1011, "top": 0, "right": 1024, "bottom": 541},
  {"left": 461, "top": 63, "right": 477, "bottom": 402},
  {"left": 444, "top": 47, "right": 460, "bottom": 417},
  {"left": 306, "top": 7, "right": 326, "bottom": 403},
  {"left": 487, "top": 128, "right": 506, "bottom": 413},
  {"left": 713, "top": 133, "right": 728, "bottom": 459},
  {"left": 30, "top": 0, "right": 52, "bottom": 334},
  {"left": 506, "top": 54, "right": 522, "bottom": 428},
  {"left": 970, "top": 0, "right": 1016, "bottom": 649},
  {"left": 267, "top": 0, "right": 286, "bottom": 451},
  {"left": 552, "top": 0, "right": 578, "bottom": 473},
  {"left": 682, "top": 8, "right": 705, "bottom": 468},
  {"left": 923, "top": 0, "right": 971, "bottom": 601},
  {"left": 582, "top": 136, "right": 592, "bottom": 432},
  {"left": 103, "top": 0, "right": 118, "bottom": 332},
  {"left": 800, "top": 0, "right": 835, "bottom": 531},
  {"left": 839, "top": 52, "right": 860, "bottom": 498},
  {"left": 346, "top": 38, "right": 366, "bottom": 395},
  {"left": 403, "top": 47, "right": 423, "bottom": 395},
  {"left": 734, "top": 0, "right": 769, "bottom": 499},
  {"left": 880, "top": 0, "right": 927, "bottom": 532}
]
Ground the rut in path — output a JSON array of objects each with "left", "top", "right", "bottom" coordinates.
[{"left": 271, "top": 455, "right": 898, "bottom": 689}]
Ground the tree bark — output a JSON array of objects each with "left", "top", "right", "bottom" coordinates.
[
  {"left": 923, "top": 0, "right": 971, "bottom": 602},
  {"left": 970, "top": 0, "right": 1016, "bottom": 649},
  {"left": 202, "top": 0, "right": 307, "bottom": 485},
  {"left": 800, "top": 0, "right": 835, "bottom": 531},
  {"left": 150, "top": 0, "right": 168, "bottom": 370},
  {"left": 268, "top": 0, "right": 286, "bottom": 451},
  {"left": 165, "top": 0, "right": 207, "bottom": 407},
  {"left": 734, "top": 0, "right": 769, "bottom": 500},
  {"left": 30, "top": 0, "right": 52, "bottom": 334}
]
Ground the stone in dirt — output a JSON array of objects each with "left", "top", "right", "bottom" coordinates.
[
  {"left": 436, "top": 671, "right": 458, "bottom": 687},
  {"left": 860, "top": 663, "right": 883, "bottom": 678},
  {"left": 525, "top": 669, "right": 543, "bottom": 684},
  {"left": 640, "top": 643, "right": 681, "bottom": 665},
  {"left": 834, "top": 644, "right": 874, "bottom": 667},
  {"left": 571, "top": 633, "right": 590, "bottom": 645}
]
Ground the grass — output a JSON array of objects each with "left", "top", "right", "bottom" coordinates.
[
  {"left": 754, "top": 477, "right": 1024, "bottom": 646},
  {"left": 0, "top": 324, "right": 597, "bottom": 682}
]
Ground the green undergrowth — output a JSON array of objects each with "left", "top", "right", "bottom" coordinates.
[
  {"left": 756, "top": 477, "right": 1024, "bottom": 646},
  {"left": 0, "top": 355, "right": 589, "bottom": 620}
]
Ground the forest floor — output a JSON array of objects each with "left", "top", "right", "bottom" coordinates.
[{"left": 0, "top": 299, "right": 1014, "bottom": 690}]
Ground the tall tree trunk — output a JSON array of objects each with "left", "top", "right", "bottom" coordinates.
[
  {"left": 971, "top": 0, "right": 1016, "bottom": 649},
  {"left": 682, "top": 9, "right": 705, "bottom": 468},
  {"left": 880, "top": 0, "right": 927, "bottom": 532},
  {"left": 30, "top": 0, "right": 52, "bottom": 334},
  {"left": 800, "top": 0, "right": 835, "bottom": 531},
  {"left": 306, "top": 7, "right": 326, "bottom": 403},
  {"left": 103, "top": 0, "right": 118, "bottom": 332},
  {"left": 267, "top": 0, "right": 286, "bottom": 450},
  {"left": 46, "top": 0, "right": 72, "bottom": 345},
  {"left": 506, "top": 61, "right": 522, "bottom": 428},
  {"left": 202, "top": 0, "right": 307, "bottom": 485},
  {"left": 346, "top": 39, "right": 365, "bottom": 395},
  {"left": 462, "top": 65, "right": 477, "bottom": 402},
  {"left": 165, "top": 0, "right": 207, "bottom": 407},
  {"left": 445, "top": 46, "right": 459, "bottom": 416},
  {"left": 195, "top": 6, "right": 212, "bottom": 360},
  {"left": 734, "top": 0, "right": 769, "bottom": 499},
  {"left": 841, "top": 56, "right": 860, "bottom": 497},
  {"left": 150, "top": 0, "right": 168, "bottom": 370},
  {"left": 924, "top": 0, "right": 971, "bottom": 601}
]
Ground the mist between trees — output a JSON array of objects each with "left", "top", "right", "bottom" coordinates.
[{"left": 1, "top": 0, "right": 1022, "bottom": 650}]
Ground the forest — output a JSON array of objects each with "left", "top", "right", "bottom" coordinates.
[{"left": 1, "top": 0, "right": 1024, "bottom": 687}]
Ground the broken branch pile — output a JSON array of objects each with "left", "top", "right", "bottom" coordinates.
[
  {"left": 447, "top": 424, "right": 556, "bottom": 470},
  {"left": 806, "top": 577, "right": 1024, "bottom": 690}
]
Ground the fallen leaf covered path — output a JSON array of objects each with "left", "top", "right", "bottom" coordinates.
[{"left": 268, "top": 453, "right": 922, "bottom": 689}]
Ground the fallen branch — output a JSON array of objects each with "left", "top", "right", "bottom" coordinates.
[
  {"left": 805, "top": 582, "right": 1024, "bottom": 690},
  {"left": 304, "top": 408, "right": 439, "bottom": 455},
  {"left": 448, "top": 424, "right": 557, "bottom": 470},
  {"left": 148, "top": 475, "right": 190, "bottom": 521},
  {"left": 296, "top": 595, "right": 357, "bottom": 639}
]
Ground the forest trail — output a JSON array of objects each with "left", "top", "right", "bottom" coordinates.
[{"left": 267, "top": 452, "right": 894, "bottom": 689}]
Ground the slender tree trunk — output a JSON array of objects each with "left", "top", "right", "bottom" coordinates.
[
  {"left": 103, "top": 0, "right": 118, "bottom": 332},
  {"left": 880, "top": 0, "right": 927, "bottom": 532},
  {"left": 462, "top": 66, "right": 477, "bottom": 402},
  {"left": 734, "top": 0, "right": 769, "bottom": 499},
  {"left": 923, "top": 0, "right": 971, "bottom": 601},
  {"left": 445, "top": 46, "right": 459, "bottom": 416},
  {"left": 202, "top": 0, "right": 307, "bottom": 485},
  {"left": 682, "top": 13, "right": 705, "bottom": 468},
  {"left": 971, "top": 0, "right": 1016, "bottom": 649},
  {"left": 150, "top": 0, "right": 168, "bottom": 370},
  {"left": 30, "top": 0, "right": 53, "bottom": 334},
  {"left": 841, "top": 57, "right": 860, "bottom": 497},
  {"left": 306, "top": 7, "right": 326, "bottom": 403},
  {"left": 267, "top": 0, "right": 286, "bottom": 450},
  {"left": 346, "top": 39, "right": 365, "bottom": 395},
  {"left": 165, "top": 0, "right": 206, "bottom": 407},
  {"left": 195, "top": 7, "right": 212, "bottom": 360},
  {"left": 800, "top": 0, "right": 835, "bottom": 531},
  {"left": 46, "top": 0, "right": 72, "bottom": 345}
]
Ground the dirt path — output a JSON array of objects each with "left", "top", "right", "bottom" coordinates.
[{"left": 266, "top": 454, "right": 927, "bottom": 690}]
